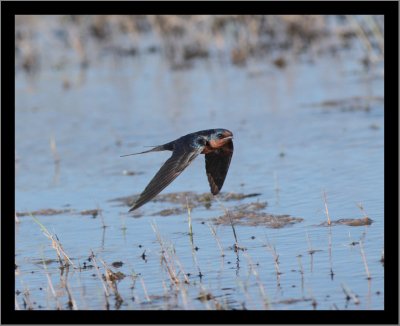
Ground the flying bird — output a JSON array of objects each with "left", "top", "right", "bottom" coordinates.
[{"left": 121, "top": 129, "right": 234, "bottom": 211}]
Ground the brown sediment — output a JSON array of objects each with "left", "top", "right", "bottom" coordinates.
[
  {"left": 213, "top": 210, "right": 303, "bottom": 228},
  {"left": 309, "top": 96, "right": 384, "bottom": 112},
  {"left": 273, "top": 56, "right": 287, "bottom": 68},
  {"left": 16, "top": 208, "right": 104, "bottom": 218},
  {"left": 80, "top": 209, "right": 101, "bottom": 217},
  {"left": 16, "top": 208, "right": 72, "bottom": 217},
  {"left": 122, "top": 170, "right": 143, "bottom": 176},
  {"left": 111, "top": 261, "right": 123, "bottom": 268},
  {"left": 196, "top": 292, "right": 214, "bottom": 302},
  {"left": 234, "top": 201, "right": 267, "bottom": 211},
  {"left": 274, "top": 297, "right": 313, "bottom": 305},
  {"left": 151, "top": 207, "right": 188, "bottom": 216},
  {"left": 103, "top": 270, "right": 126, "bottom": 282},
  {"left": 320, "top": 217, "right": 373, "bottom": 227},
  {"left": 109, "top": 191, "right": 262, "bottom": 209},
  {"left": 31, "top": 258, "right": 59, "bottom": 266}
]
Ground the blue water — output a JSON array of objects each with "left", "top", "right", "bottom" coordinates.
[{"left": 15, "top": 38, "right": 384, "bottom": 310}]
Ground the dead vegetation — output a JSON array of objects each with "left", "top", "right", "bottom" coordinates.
[
  {"left": 213, "top": 210, "right": 303, "bottom": 228},
  {"left": 15, "top": 15, "right": 384, "bottom": 75},
  {"left": 320, "top": 217, "right": 373, "bottom": 227},
  {"left": 309, "top": 96, "right": 384, "bottom": 112},
  {"left": 109, "top": 191, "right": 261, "bottom": 210},
  {"left": 16, "top": 208, "right": 102, "bottom": 218}
]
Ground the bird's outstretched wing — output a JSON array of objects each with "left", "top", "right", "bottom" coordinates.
[
  {"left": 205, "top": 140, "right": 233, "bottom": 195},
  {"left": 130, "top": 144, "right": 203, "bottom": 211}
]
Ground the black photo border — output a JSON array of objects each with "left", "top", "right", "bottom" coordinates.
[{"left": 2, "top": 1, "right": 398, "bottom": 324}]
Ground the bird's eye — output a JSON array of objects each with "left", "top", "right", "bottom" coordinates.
[{"left": 217, "top": 133, "right": 224, "bottom": 139}]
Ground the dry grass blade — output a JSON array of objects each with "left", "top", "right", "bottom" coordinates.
[
  {"left": 365, "top": 15, "right": 384, "bottom": 54},
  {"left": 50, "top": 135, "right": 61, "bottom": 164},
  {"left": 207, "top": 222, "right": 224, "bottom": 256},
  {"left": 41, "top": 254, "right": 62, "bottom": 310},
  {"left": 264, "top": 236, "right": 281, "bottom": 284},
  {"left": 243, "top": 252, "right": 270, "bottom": 310},
  {"left": 15, "top": 295, "right": 21, "bottom": 310},
  {"left": 327, "top": 226, "right": 334, "bottom": 279},
  {"left": 346, "top": 15, "right": 382, "bottom": 63},
  {"left": 359, "top": 240, "right": 371, "bottom": 280},
  {"left": 186, "top": 197, "right": 193, "bottom": 238},
  {"left": 323, "top": 191, "right": 331, "bottom": 225},
  {"left": 63, "top": 277, "right": 78, "bottom": 310},
  {"left": 90, "top": 250, "right": 110, "bottom": 297},
  {"left": 356, "top": 202, "right": 371, "bottom": 225},
  {"left": 140, "top": 277, "right": 151, "bottom": 302},
  {"left": 215, "top": 197, "right": 241, "bottom": 251},
  {"left": 341, "top": 283, "right": 360, "bottom": 305}
]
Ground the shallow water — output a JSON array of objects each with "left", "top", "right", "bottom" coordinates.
[{"left": 15, "top": 30, "right": 384, "bottom": 310}]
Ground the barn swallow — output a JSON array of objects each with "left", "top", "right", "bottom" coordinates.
[{"left": 121, "top": 129, "right": 234, "bottom": 211}]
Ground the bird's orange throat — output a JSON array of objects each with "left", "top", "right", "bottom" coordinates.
[{"left": 202, "top": 138, "right": 231, "bottom": 154}]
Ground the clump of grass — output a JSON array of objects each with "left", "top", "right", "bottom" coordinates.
[
  {"left": 151, "top": 222, "right": 189, "bottom": 285},
  {"left": 32, "top": 215, "right": 74, "bottom": 268},
  {"left": 89, "top": 250, "right": 125, "bottom": 310},
  {"left": 99, "top": 258, "right": 125, "bottom": 308}
]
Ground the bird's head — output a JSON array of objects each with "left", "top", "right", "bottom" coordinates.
[{"left": 207, "top": 129, "right": 233, "bottom": 149}]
